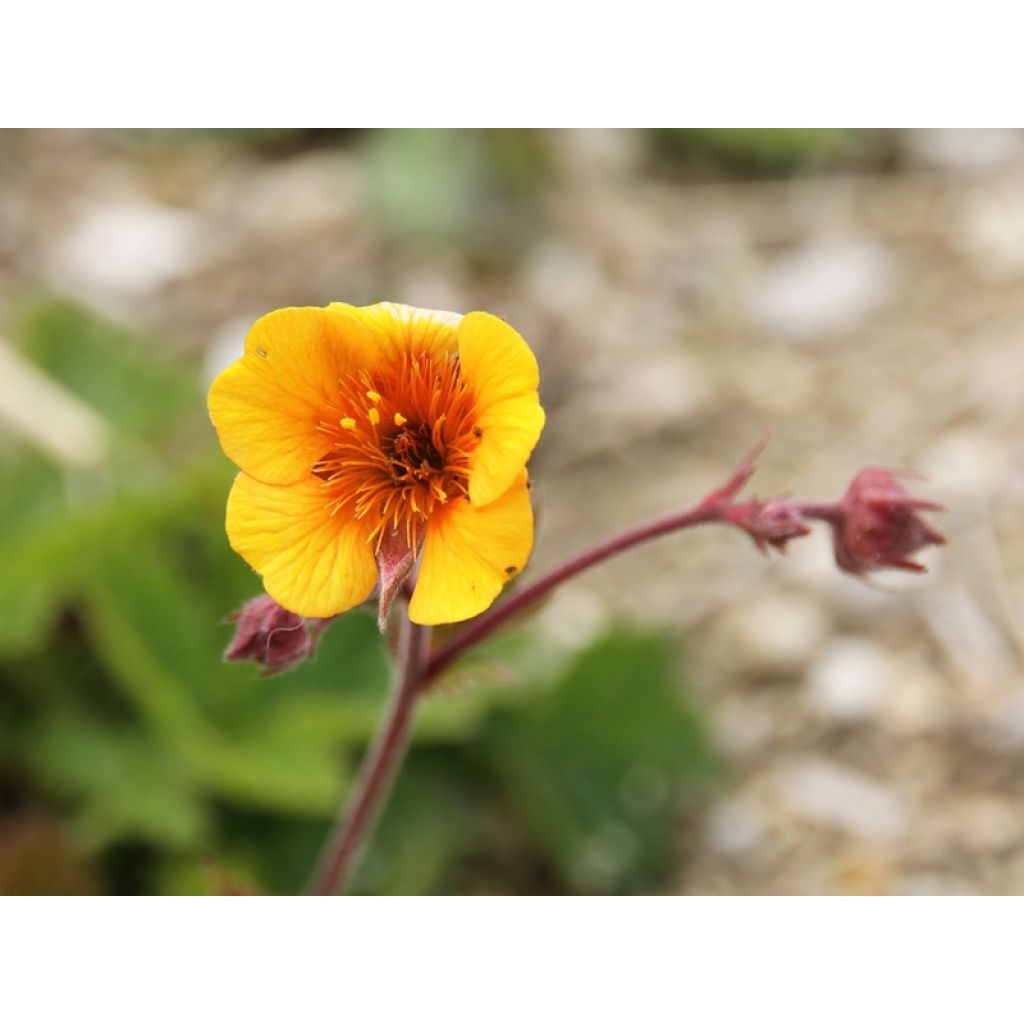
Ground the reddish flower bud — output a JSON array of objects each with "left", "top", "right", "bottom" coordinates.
[
  {"left": 829, "top": 467, "right": 945, "bottom": 574},
  {"left": 225, "top": 594, "right": 325, "bottom": 676},
  {"left": 726, "top": 498, "right": 811, "bottom": 553}
]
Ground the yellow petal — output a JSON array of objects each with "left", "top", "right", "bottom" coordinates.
[
  {"left": 209, "top": 306, "right": 375, "bottom": 486},
  {"left": 469, "top": 396, "right": 545, "bottom": 507},
  {"left": 456, "top": 312, "right": 544, "bottom": 506},
  {"left": 457, "top": 311, "right": 539, "bottom": 407},
  {"left": 409, "top": 471, "right": 533, "bottom": 625},
  {"left": 332, "top": 301, "right": 462, "bottom": 365},
  {"left": 226, "top": 472, "right": 377, "bottom": 618}
]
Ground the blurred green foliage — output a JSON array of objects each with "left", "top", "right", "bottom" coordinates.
[
  {"left": 0, "top": 298, "right": 718, "bottom": 895},
  {"left": 650, "top": 128, "right": 895, "bottom": 177},
  {"left": 363, "top": 129, "right": 548, "bottom": 268}
]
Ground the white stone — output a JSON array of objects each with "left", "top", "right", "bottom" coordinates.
[
  {"left": 705, "top": 798, "right": 766, "bottom": 858},
  {"left": 906, "top": 128, "right": 1024, "bottom": 171},
  {"left": 534, "top": 587, "right": 609, "bottom": 652},
  {"left": 50, "top": 197, "right": 203, "bottom": 299},
  {"left": 896, "top": 874, "right": 978, "bottom": 896},
  {"left": 752, "top": 237, "right": 895, "bottom": 340},
  {"left": 714, "top": 591, "right": 829, "bottom": 674},
  {"left": 806, "top": 637, "right": 889, "bottom": 722},
  {"left": 592, "top": 349, "right": 713, "bottom": 422},
  {"left": 961, "top": 187, "right": 1024, "bottom": 279},
  {"left": 918, "top": 429, "right": 1010, "bottom": 502},
  {"left": 880, "top": 657, "right": 948, "bottom": 735},
  {"left": 775, "top": 755, "right": 908, "bottom": 840},
  {"left": 523, "top": 241, "right": 605, "bottom": 314}
]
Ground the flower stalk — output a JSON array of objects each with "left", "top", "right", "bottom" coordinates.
[
  {"left": 306, "top": 616, "right": 429, "bottom": 896},
  {"left": 304, "top": 448, "right": 945, "bottom": 893}
]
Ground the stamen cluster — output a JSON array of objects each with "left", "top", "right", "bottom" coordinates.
[{"left": 313, "top": 353, "right": 480, "bottom": 549}]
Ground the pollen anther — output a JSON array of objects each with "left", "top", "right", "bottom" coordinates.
[{"left": 340, "top": 417, "right": 356, "bottom": 430}]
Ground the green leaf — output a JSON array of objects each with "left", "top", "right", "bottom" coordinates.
[
  {"left": 0, "top": 447, "right": 71, "bottom": 655},
  {"left": 16, "top": 299, "right": 198, "bottom": 441},
  {"left": 651, "top": 128, "right": 880, "bottom": 176},
  {"left": 362, "top": 129, "right": 544, "bottom": 264},
  {"left": 194, "top": 735, "right": 348, "bottom": 815},
  {"left": 27, "top": 715, "right": 209, "bottom": 852},
  {"left": 484, "top": 629, "right": 718, "bottom": 894},
  {"left": 81, "top": 536, "right": 355, "bottom": 815}
]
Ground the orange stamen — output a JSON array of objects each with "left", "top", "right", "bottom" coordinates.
[{"left": 313, "top": 349, "right": 481, "bottom": 551}]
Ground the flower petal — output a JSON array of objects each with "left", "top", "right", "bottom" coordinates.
[
  {"left": 333, "top": 302, "right": 462, "bottom": 364},
  {"left": 468, "top": 395, "right": 545, "bottom": 508},
  {"left": 226, "top": 472, "right": 377, "bottom": 618},
  {"left": 457, "top": 311, "right": 539, "bottom": 403},
  {"left": 456, "top": 312, "right": 544, "bottom": 507},
  {"left": 209, "top": 306, "right": 375, "bottom": 486},
  {"left": 409, "top": 471, "right": 533, "bottom": 625}
]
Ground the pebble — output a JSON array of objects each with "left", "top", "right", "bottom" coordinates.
[
  {"left": 712, "top": 591, "right": 830, "bottom": 675},
  {"left": 918, "top": 428, "right": 1011, "bottom": 504},
  {"left": 896, "top": 874, "right": 979, "bottom": 896},
  {"left": 534, "top": 587, "right": 609, "bottom": 652},
  {"left": 907, "top": 795, "right": 1022, "bottom": 860},
  {"left": 522, "top": 240, "right": 606, "bottom": 315},
  {"left": 905, "top": 128, "right": 1024, "bottom": 171},
  {"left": 775, "top": 755, "right": 908, "bottom": 840},
  {"left": 49, "top": 196, "right": 203, "bottom": 301},
  {"left": 751, "top": 237, "right": 895, "bottom": 340},
  {"left": 880, "top": 656, "right": 949, "bottom": 734},
  {"left": 978, "top": 688, "right": 1024, "bottom": 751},
  {"left": 806, "top": 637, "right": 889, "bottom": 722},
  {"left": 961, "top": 185, "right": 1024, "bottom": 279},
  {"left": 705, "top": 798, "right": 767, "bottom": 859},
  {"left": 227, "top": 150, "right": 361, "bottom": 234}
]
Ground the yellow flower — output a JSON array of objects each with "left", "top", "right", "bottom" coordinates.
[{"left": 208, "top": 302, "right": 544, "bottom": 625}]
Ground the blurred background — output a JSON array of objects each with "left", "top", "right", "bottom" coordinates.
[{"left": 1, "top": 128, "right": 1022, "bottom": 895}]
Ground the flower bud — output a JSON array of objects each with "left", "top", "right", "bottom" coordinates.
[
  {"left": 224, "top": 594, "right": 324, "bottom": 676},
  {"left": 830, "top": 467, "right": 945, "bottom": 574},
  {"left": 726, "top": 498, "right": 811, "bottom": 553}
]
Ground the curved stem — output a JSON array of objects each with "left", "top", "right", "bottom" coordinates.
[
  {"left": 304, "top": 444, "right": 845, "bottom": 891},
  {"left": 306, "top": 617, "right": 428, "bottom": 895},
  {"left": 422, "top": 490, "right": 843, "bottom": 689},
  {"left": 422, "top": 500, "right": 723, "bottom": 687}
]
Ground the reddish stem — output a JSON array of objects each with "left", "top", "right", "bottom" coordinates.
[
  {"left": 422, "top": 496, "right": 846, "bottom": 688},
  {"left": 422, "top": 502, "right": 733, "bottom": 688},
  {"left": 421, "top": 444, "right": 786, "bottom": 687},
  {"left": 796, "top": 501, "right": 843, "bottom": 524},
  {"left": 307, "top": 617, "right": 428, "bottom": 896}
]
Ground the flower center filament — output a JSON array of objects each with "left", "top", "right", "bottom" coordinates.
[{"left": 314, "top": 351, "right": 479, "bottom": 549}]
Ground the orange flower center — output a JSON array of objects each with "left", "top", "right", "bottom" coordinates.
[{"left": 314, "top": 350, "right": 480, "bottom": 549}]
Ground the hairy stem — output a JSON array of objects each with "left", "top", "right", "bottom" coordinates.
[{"left": 307, "top": 616, "right": 428, "bottom": 895}]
